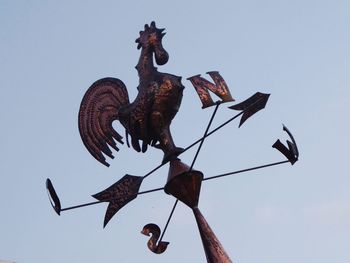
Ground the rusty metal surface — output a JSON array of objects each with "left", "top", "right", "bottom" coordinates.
[
  {"left": 141, "top": 223, "right": 169, "bottom": 254},
  {"left": 164, "top": 159, "right": 203, "bottom": 209},
  {"left": 92, "top": 174, "right": 143, "bottom": 227},
  {"left": 79, "top": 21, "right": 184, "bottom": 166},
  {"left": 163, "top": 159, "right": 232, "bottom": 262},
  {"left": 78, "top": 78, "right": 129, "bottom": 167},
  {"left": 193, "top": 207, "right": 233, "bottom": 263},
  {"left": 188, "top": 71, "right": 234, "bottom": 108}
]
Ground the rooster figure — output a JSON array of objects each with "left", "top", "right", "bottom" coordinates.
[{"left": 79, "top": 21, "right": 184, "bottom": 166}]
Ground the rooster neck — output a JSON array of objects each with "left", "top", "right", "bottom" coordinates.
[{"left": 135, "top": 46, "right": 157, "bottom": 80}]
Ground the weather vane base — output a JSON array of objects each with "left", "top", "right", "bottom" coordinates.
[{"left": 164, "top": 158, "right": 233, "bottom": 262}]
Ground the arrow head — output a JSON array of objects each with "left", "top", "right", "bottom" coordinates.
[
  {"left": 229, "top": 92, "right": 270, "bottom": 127},
  {"left": 93, "top": 174, "right": 144, "bottom": 227}
]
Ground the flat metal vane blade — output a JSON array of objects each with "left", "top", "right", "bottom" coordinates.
[
  {"left": 229, "top": 92, "right": 270, "bottom": 127},
  {"left": 92, "top": 174, "right": 144, "bottom": 227}
]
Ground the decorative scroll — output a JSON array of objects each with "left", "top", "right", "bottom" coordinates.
[{"left": 141, "top": 223, "right": 169, "bottom": 254}]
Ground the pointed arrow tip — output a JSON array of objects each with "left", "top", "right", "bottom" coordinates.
[{"left": 230, "top": 92, "right": 271, "bottom": 127}]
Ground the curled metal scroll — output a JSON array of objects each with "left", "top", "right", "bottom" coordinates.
[{"left": 141, "top": 223, "right": 169, "bottom": 254}]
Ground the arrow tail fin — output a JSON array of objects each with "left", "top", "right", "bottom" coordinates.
[{"left": 93, "top": 174, "right": 144, "bottom": 227}]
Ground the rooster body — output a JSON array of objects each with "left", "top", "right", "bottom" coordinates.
[{"left": 79, "top": 22, "right": 184, "bottom": 166}]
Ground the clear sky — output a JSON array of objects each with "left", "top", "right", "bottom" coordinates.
[{"left": 1, "top": 0, "right": 349, "bottom": 262}]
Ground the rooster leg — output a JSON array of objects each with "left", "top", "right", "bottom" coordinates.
[{"left": 151, "top": 111, "right": 183, "bottom": 163}]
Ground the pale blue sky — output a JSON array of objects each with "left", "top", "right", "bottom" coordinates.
[{"left": 1, "top": 0, "right": 349, "bottom": 262}]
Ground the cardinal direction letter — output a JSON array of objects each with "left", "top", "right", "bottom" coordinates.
[
  {"left": 141, "top": 223, "right": 169, "bottom": 254},
  {"left": 272, "top": 125, "right": 299, "bottom": 165},
  {"left": 187, "top": 71, "right": 234, "bottom": 108}
]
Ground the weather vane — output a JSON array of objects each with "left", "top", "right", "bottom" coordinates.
[{"left": 46, "top": 21, "right": 299, "bottom": 262}]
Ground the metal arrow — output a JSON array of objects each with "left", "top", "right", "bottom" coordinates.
[
  {"left": 46, "top": 158, "right": 295, "bottom": 216},
  {"left": 47, "top": 123, "right": 299, "bottom": 227}
]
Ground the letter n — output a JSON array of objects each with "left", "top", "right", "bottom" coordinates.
[{"left": 187, "top": 71, "right": 234, "bottom": 108}]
